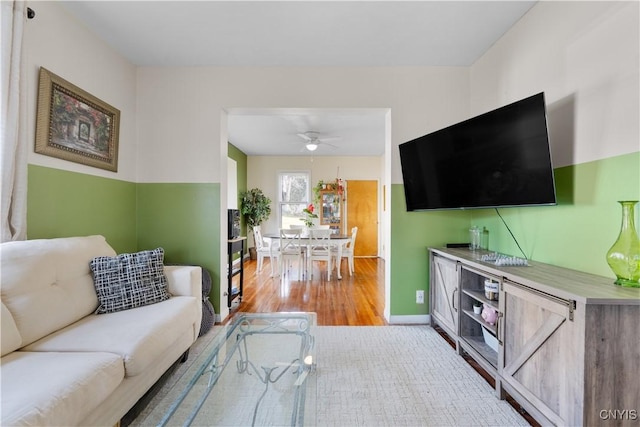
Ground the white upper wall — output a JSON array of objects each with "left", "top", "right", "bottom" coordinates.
[
  {"left": 24, "top": 2, "right": 138, "bottom": 182},
  {"left": 24, "top": 2, "right": 637, "bottom": 184},
  {"left": 471, "top": 1, "right": 639, "bottom": 168},
  {"left": 136, "top": 67, "right": 470, "bottom": 184}
]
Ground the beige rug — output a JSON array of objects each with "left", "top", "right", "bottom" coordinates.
[{"left": 130, "top": 325, "right": 528, "bottom": 426}]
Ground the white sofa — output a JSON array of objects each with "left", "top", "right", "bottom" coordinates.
[{"left": 0, "top": 235, "right": 203, "bottom": 426}]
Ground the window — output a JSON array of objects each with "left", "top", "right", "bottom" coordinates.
[{"left": 279, "top": 171, "right": 310, "bottom": 229}]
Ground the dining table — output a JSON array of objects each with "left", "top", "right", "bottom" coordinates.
[{"left": 263, "top": 232, "right": 352, "bottom": 279}]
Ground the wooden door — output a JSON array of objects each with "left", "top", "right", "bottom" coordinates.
[
  {"left": 431, "top": 255, "right": 459, "bottom": 337},
  {"left": 346, "top": 180, "right": 378, "bottom": 256},
  {"left": 501, "top": 280, "right": 579, "bottom": 426}
]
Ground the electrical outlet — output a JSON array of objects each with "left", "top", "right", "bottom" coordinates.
[{"left": 416, "top": 290, "right": 425, "bottom": 304}]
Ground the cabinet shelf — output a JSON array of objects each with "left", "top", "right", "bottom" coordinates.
[
  {"left": 460, "top": 335, "right": 498, "bottom": 368},
  {"left": 461, "top": 309, "right": 498, "bottom": 335},
  {"left": 462, "top": 289, "right": 498, "bottom": 309}
]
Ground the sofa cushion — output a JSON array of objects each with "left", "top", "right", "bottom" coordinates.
[
  {"left": 22, "top": 296, "right": 199, "bottom": 377},
  {"left": 1, "top": 302, "right": 22, "bottom": 356},
  {"left": 0, "top": 235, "right": 116, "bottom": 347},
  {"left": 0, "top": 351, "right": 124, "bottom": 427},
  {"left": 90, "top": 247, "right": 170, "bottom": 314}
]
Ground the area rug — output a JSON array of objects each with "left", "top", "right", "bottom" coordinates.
[{"left": 130, "top": 325, "right": 528, "bottom": 426}]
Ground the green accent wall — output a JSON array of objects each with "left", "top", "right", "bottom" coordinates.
[
  {"left": 26, "top": 151, "right": 639, "bottom": 319},
  {"left": 390, "top": 185, "right": 471, "bottom": 315},
  {"left": 228, "top": 143, "right": 248, "bottom": 251},
  {"left": 390, "top": 151, "right": 640, "bottom": 316},
  {"left": 27, "top": 165, "right": 222, "bottom": 312},
  {"left": 136, "top": 183, "right": 221, "bottom": 310},
  {"left": 470, "top": 151, "right": 640, "bottom": 277},
  {"left": 27, "top": 165, "right": 137, "bottom": 253}
]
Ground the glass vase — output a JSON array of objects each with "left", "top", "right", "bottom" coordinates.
[{"left": 606, "top": 201, "right": 640, "bottom": 287}]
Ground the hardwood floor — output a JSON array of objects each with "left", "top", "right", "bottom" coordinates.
[{"left": 228, "top": 256, "right": 387, "bottom": 326}]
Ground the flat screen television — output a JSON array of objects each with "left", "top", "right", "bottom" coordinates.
[
  {"left": 399, "top": 92, "right": 557, "bottom": 211},
  {"left": 228, "top": 209, "right": 240, "bottom": 239}
]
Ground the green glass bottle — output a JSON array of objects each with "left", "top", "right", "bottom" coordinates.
[{"left": 606, "top": 201, "right": 640, "bottom": 287}]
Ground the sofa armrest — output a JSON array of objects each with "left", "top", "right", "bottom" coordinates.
[
  {"left": 165, "top": 265, "right": 203, "bottom": 340},
  {"left": 164, "top": 265, "right": 202, "bottom": 298}
]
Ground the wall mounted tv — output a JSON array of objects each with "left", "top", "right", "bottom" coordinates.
[{"left": 399, "top": 92, "right": 557, "bottom": 211}]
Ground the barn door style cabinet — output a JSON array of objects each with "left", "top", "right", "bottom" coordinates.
[
  {"left": 429, "top": 247, "right": 640, "bottom": 426},
  {"left": 429, "top": 255, "right": 459, "bottom": 339}
]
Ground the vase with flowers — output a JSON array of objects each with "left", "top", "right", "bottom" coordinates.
[{"left": 301, "top": 203, "right": 318, "bottom": 229}]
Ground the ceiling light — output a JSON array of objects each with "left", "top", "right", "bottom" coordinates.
[{"left": 306, "top": 143, "right": 318, "bottom": 152}]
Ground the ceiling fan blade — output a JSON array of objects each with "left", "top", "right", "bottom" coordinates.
[
  {"left": 297, "top": 133, "right": 313, "bottom": 141},
  {"left": 318, "top": 136, "right": 341, "bottom": 143},
  {"left": 322, "top": 141, "right": 339, "bottom": 149}
]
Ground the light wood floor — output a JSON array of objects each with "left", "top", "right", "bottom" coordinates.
[{"left": 228, "top": 256, "right": 387, "bottom": 326}]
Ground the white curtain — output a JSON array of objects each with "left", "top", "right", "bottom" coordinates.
[{"left": 1, "top": 0, "right": 28, "bottom": 242}]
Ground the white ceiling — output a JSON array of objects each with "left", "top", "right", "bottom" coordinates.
[
  {"left": 227, "top": 108, "right": 388, "bottom": 156},
  {"left": 58, "top": 1, "right": 536, "bottom": 156}
]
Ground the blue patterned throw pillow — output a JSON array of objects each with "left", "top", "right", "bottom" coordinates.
[{"left": 90, "top": 248, "right": 170, "bottom": 314}]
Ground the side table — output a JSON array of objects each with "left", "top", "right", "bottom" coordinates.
[{"left": 227, "top": 237, "right": 246, "bottom": 308}]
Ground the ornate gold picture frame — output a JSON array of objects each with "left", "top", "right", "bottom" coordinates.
[{"left": 35, "top": 67, "right": 120, "bottom": 172}]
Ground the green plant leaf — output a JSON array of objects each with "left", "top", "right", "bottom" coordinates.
[{"left": 240, "top": 188, "right": 272, "bottom": 229}]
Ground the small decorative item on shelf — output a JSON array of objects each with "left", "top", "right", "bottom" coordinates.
[
  {"left": 481, "top": 305, "right": 498, "bottom": 325},
  {"left": 313, "top": 177, "right": 345, "bottom": 202},
  {"left": 481, "top": 227, "right": 489, "bottom": 250},
  {"left": 484, "top": 279, "right": 499, "bottom": 300},
  {"left": 336, "top": 178, "right": 344, "bottom": 199},
  {"left": 469, "top": 226, "right": 481, "bottom": 250},
  {"left": 606, "top": 200, "right": 640, "bottom": 287},
  {"left": 482, "top": 326, "right": 499, "bottom": 352},
  {"left": 301, "top": 203, "right": 318, "bottom": 228},
  {"left": 473, "top": 301, "right": 483, "bottom": 314}
]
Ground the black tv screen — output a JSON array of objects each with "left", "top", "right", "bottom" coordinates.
[{"left": 399, "top": 92, "right": 556, "bottom": 211}]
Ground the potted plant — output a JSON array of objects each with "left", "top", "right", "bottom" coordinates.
[
  {"left": 240, "top": 188, "right": 272, "bottom": 260},
  {"left": 473, "top": 300, "right": 483, "bottom": 314},
  {"left": 313, "top": 180, "right": 324, "bottom": 204}
]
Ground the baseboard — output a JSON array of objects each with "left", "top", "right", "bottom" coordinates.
[
  {"left": 211, "top": 313, "right": 431, "bottom": 325},
  {"left": 388, "top": 314, "right": 431, "bottom": 325}
]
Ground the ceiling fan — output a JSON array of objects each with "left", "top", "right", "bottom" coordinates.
[{"left": 296, "top": 131, "right": 340, "bottom": 152}]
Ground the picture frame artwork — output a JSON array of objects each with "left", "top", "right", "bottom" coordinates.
[{"left": 35, "top": 67, "right": 120, "bottom": 172}]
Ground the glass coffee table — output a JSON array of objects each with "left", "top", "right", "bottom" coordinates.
[{"left": 158, "top": 312, "right": 317, "bottom": 427}]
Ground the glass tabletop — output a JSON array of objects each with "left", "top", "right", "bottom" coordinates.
[{"left": 158, "top": 312, "right": 317, "bottom": 427}]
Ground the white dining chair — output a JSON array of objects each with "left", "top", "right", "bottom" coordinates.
[
  {"left": 253, "top": 225, "right": 279, "bottom": 276},
  {"left": 307, "top": 228, "right": 333, "bottom": 280},
  {"left": 334, "top": 226, "right": 358, "bottom": 276},
  {"left": 278, "top": 228, "right": 304, "bottom": 280}
]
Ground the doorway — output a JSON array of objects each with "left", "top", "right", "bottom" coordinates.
[{"left": 346, "top": 180, "right": 378, "bottom": 256}]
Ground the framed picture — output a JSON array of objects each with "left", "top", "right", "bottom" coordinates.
[{"left": 35, "top": 67, "right": 120, "bottom": 172}]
